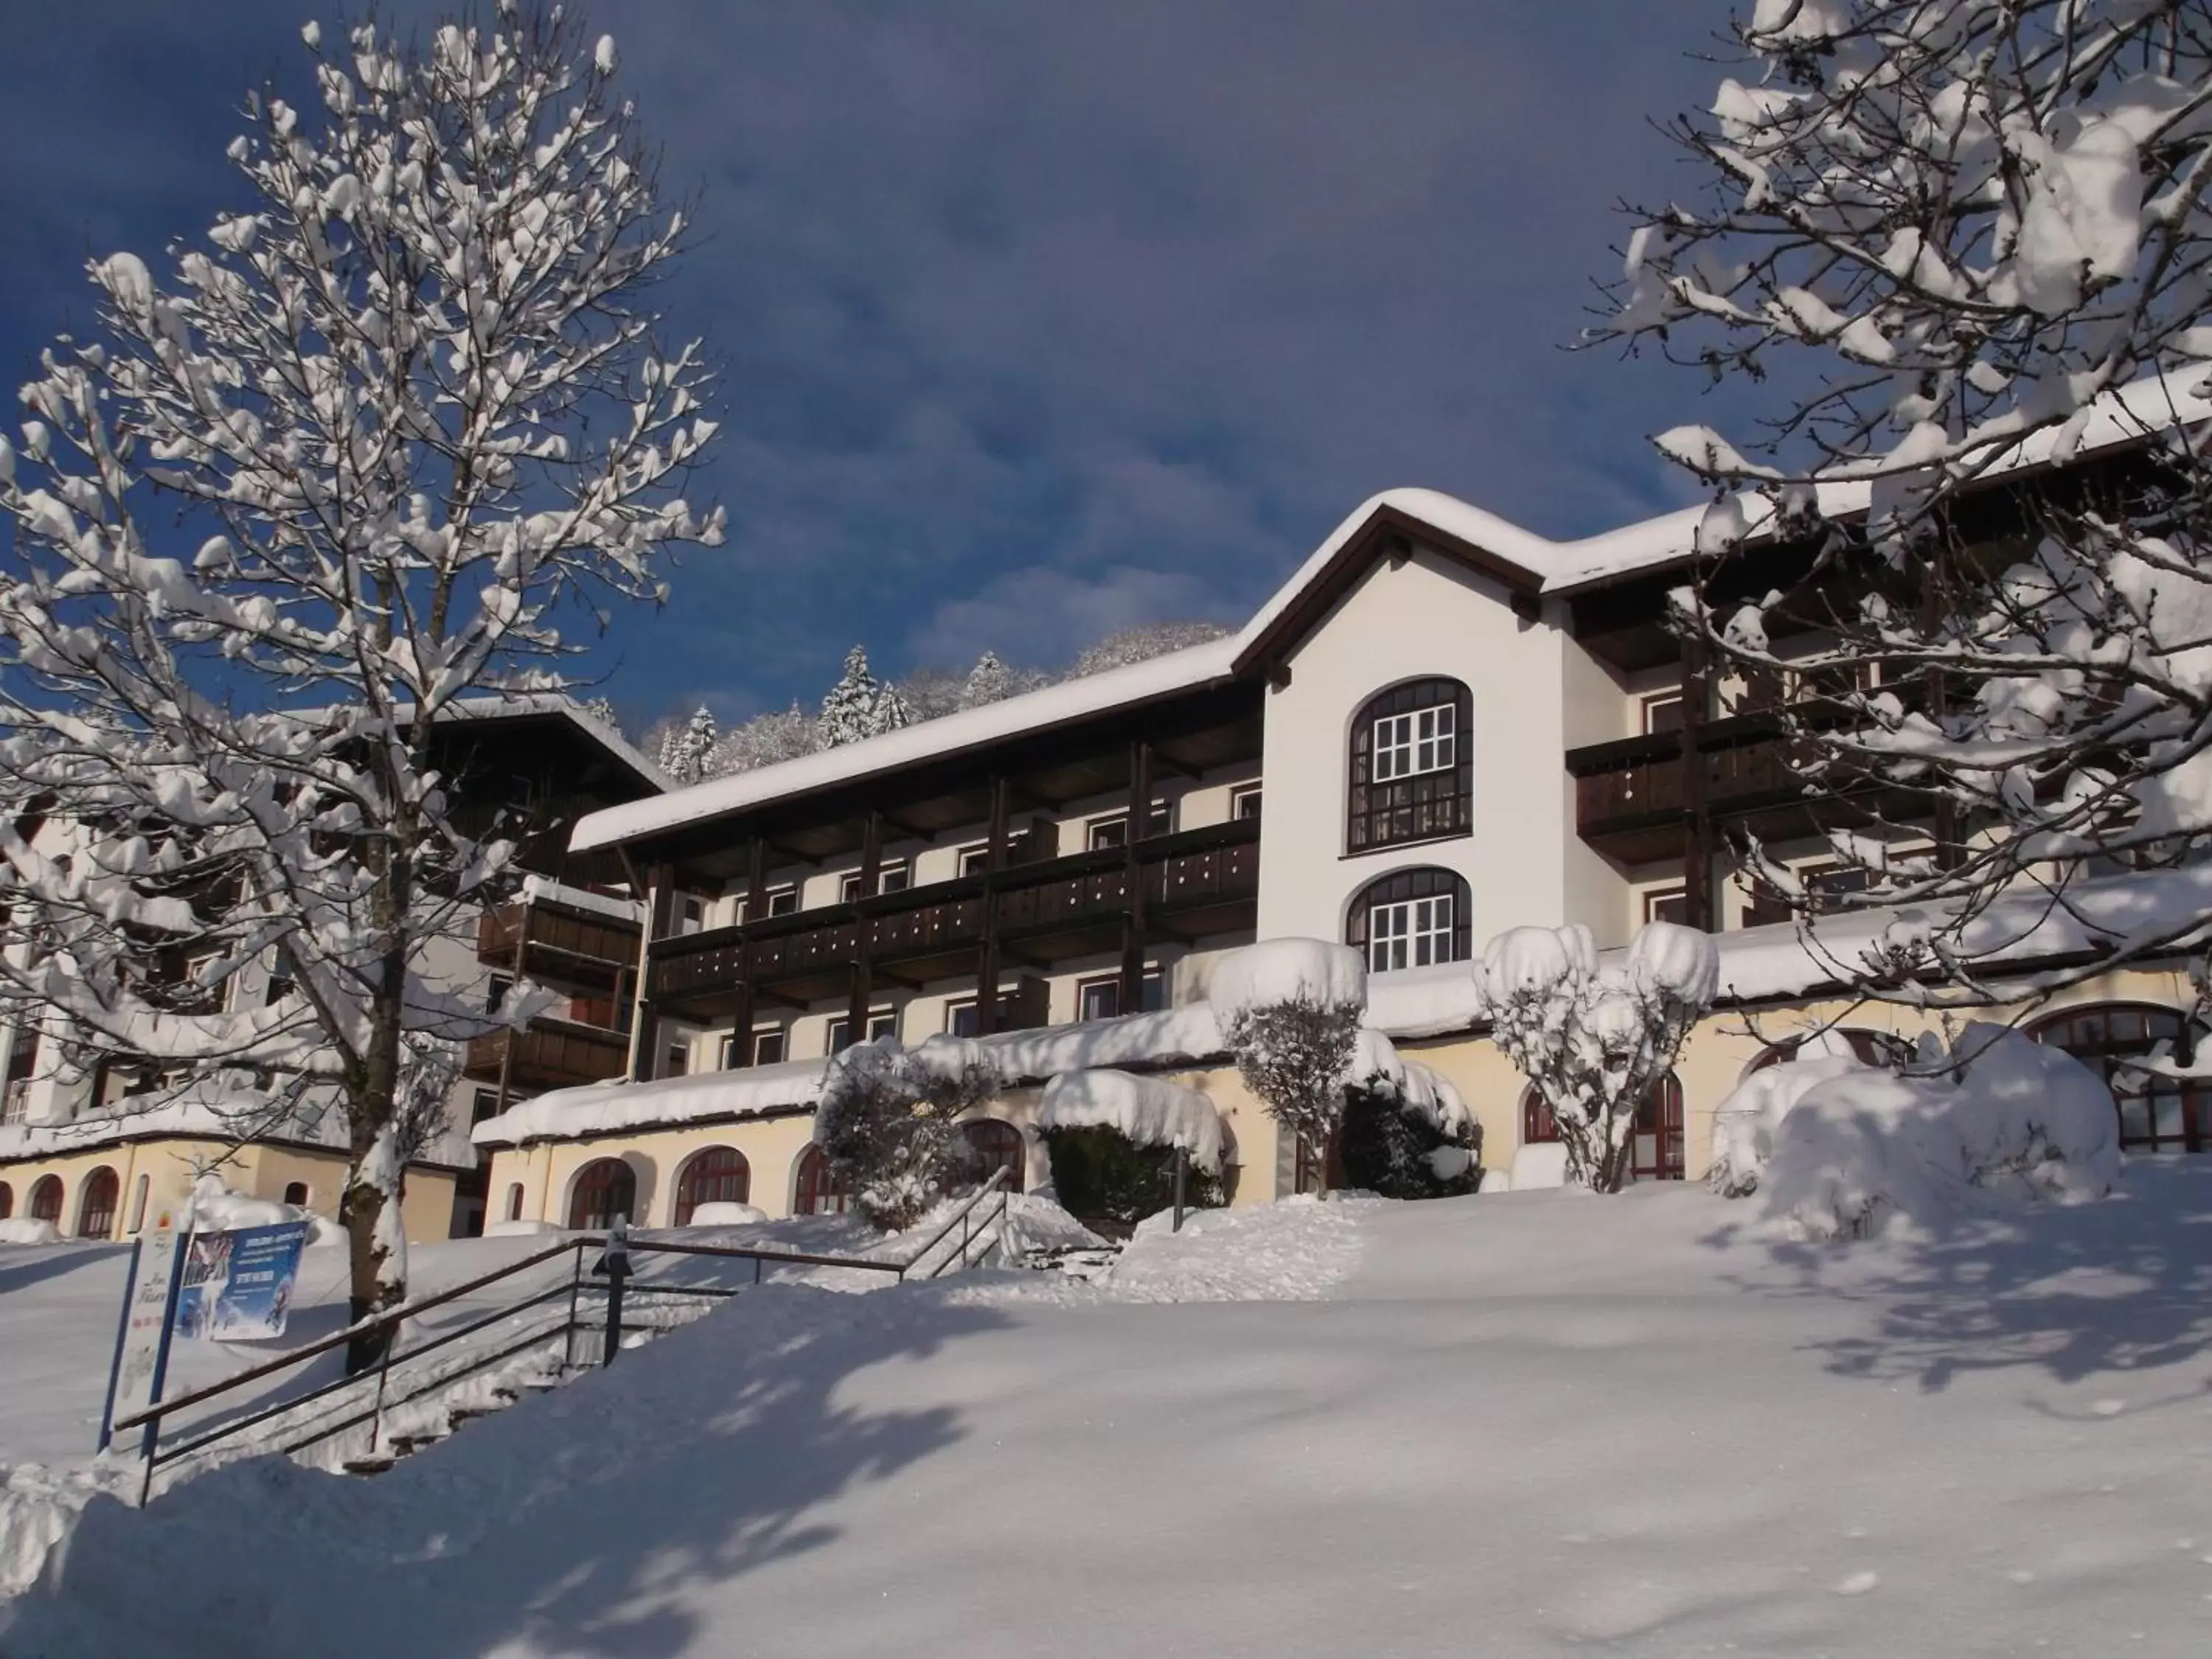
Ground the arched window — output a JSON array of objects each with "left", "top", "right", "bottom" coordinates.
[
  {"left": 1518, "top": 1078, "right": 1684, "bottom": 1181},
  {"left": 76, "top": 1167, "right": 119, "bottom": 1239},
  {"left": 673, "top": 1146, "right": 751, "bottom": 1224},
  {"left": 128, "top": 1174, "right": 150, "bottom": 1234},
  {"left": 953, "top": 1120, "right": 1026, "bottom": 1194},
  {"left": 28, "top": 1175, "right": 63, "bottom": 1225},
  {"left": 794, "top": 1144, "right": 849, "bottom": 1216},
  {"left": 2031, "top": 1003, "right": 2209, "bottom": 1154},
  {"left": 566, "top": 1158, "right": 637, "bottom": 1231},
  {"left": 504, "top": 1183, "right": 524, "bottom": 1223},
  {"left": 1347, "top": 678, "right": 1473, "bottom": 854},
  {"left": 0, "top": 1181, "right": 13, "bottom": 1220},
  {"left": 1345, "top": 867, "right": 1471, "bottom": 973},
  {"left": 282, "top": 1180, "right": 310, "bottom": 1208},
  {"left": 1745, "top": 1029, "right": 1913, "bottom": 1076}
]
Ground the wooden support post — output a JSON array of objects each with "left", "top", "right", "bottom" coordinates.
[
  {"left": 1680, "top": 636, "right": 1716, "bottom": 931},
  {"left": 629, "top": 864, "right": 678, "bottom": 1081},
  {"left": 1120, "top": 740, "right": 1152, "bottom": 1012},
  {"left": 977, "top": 779, "right": 1009, "bottom": 1034}
]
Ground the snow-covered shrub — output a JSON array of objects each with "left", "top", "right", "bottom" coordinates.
[
  {"left": 1040, "top": 1127, "right": 1222, "bottom": 1234},
  {"left": 1748, "top": 1023, "right": 2122, "bottom": 1239},
  {"left": 815, "top": 1037, "right": 1002, "bottom": 1230},
  {"left": 1707, "top": 1050, "right": 1872, "bottom": 1198},
  {"left": 1038, "top": 1069, "right": 1227, "bottom": 1231},
  {"left": 1212, "top": 939, "right": 1367, "bottom": 1194},
  {"left": 1475, "top": 921, "right": 1718, "bottom": 1192},
  {"left": 1339, "top": 1068, "right": 1481, "bottom": 1200}
]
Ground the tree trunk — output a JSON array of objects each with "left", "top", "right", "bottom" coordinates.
[{"left": 343, "top": 848, "right": 414, "bottom": 1374}]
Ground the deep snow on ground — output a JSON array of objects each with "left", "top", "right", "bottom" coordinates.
[{"left": 7, "top": 1170, "right": 2212, "bottom": 1656}]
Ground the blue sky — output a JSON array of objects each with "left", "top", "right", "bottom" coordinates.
[{"left": 0, "top": 2, "right": 1739, "bottom": 730}]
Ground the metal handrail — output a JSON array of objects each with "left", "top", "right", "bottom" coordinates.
[
  {"left": 902, "top": 1168, "right": 1011, "bottom": 1279},
  {"left": 111, "top": 1235, "right": 581, "bottom": 1436}
]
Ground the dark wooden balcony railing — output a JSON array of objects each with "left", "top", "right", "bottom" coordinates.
[
  {"left": 463, "top": 1018, "right": 630, "bottom": 1092},
  {"left": 477, "top": 897, "right": 641, "bottom": 971},
  {"left": 649, "top": 818, "right": 1261, "bottom": 1006},
  {"left": 1568, "top": 715, "right": 1819, "bottom": 860}
]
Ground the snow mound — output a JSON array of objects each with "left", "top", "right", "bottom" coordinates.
[
  {"left": 996, "top": 1192, "right": 1108, "bottom": 1259},
  {"left": 1039, "top": 1069, "right": 1225, "bottom": 1172},
  {"left": 0, "top": 1219, "right": 63, "bottom": 1247},
  {"left": 1708, "top": 1052, "right": 1870, "bottom": 1197},
  {"left": 679, "top": 1202, "right": 769, "bottom": 1228},
  {"left": 484, "top": 1219, "right": 564, "bottom": 1238},
  {"left": 1753, "top": 1023, "right": 2121, "bottom": 1239},
  {"left": 183, "top": 1178, "right": 341, "bottom": 1244},
  {"left": 1507, "top": 1143, "right": 1570, "bottom": 1191},
  {"left": 1110, "top": 1194, "right": 1366, "bottom": 1301},
  {"left": 1205, "top": 938, "right": 1366, "bottom": 1022}
]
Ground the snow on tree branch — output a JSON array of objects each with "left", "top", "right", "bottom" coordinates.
[
  {"left": 1475, "top": 922, "right": 1717, "bottom": 1192},
  {"left": 1597, "top": 1, "right": 2212, "bottom": 1005},
  {"left": 0, "top": 4, "right": 721, "bottom": 1345}
]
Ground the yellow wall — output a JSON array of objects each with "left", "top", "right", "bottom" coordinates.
[
  {"left": 0, "top": 1136, "right": 466, "bottom": 1244},
  {"left": 477, "top": 962, "right": 2201, "bottom": 1211},
  {"left": 484, "top": 1066, "right": 1296, "bottom": 1231}
]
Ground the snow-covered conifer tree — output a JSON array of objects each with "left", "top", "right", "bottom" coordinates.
[
  {"left": 1475, "top": 922, "right": 1718, "bottom": 1192},
  {"left": 1071, "top": 621, "right": 1228, "bottom": 678},
  {"left": 961, "top": 650, "right": 1013, "bottom": 709},
  {"left": 818, "top": 645, "right": 909, "bottom": 746},
  {"left": 659, "top": 706, "right": 717, "bottom": 786},
  {"left": 1596, "top": 0, "right": 2212, "bottom": 1001},
  {"left": 0, "top": 5, "right": 720, "bottom": 1355}
]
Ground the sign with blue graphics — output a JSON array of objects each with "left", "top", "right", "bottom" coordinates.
[{"left": 174, "top": 1221, "right": 311, "bottom": 1343}]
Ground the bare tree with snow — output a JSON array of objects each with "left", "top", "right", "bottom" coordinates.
[
  {"left": 1211, "top": 940, "right": 1368, "bottom": 1195},
  {"left": 1475, "top": 923, "right": 1718, "bottom": 1192},
  {"left": 1594, "top": 0, "right": 2212, "bottom": 1005},
  {"left": 0, "top": 6, "right": 720, "bottom": 1358}
]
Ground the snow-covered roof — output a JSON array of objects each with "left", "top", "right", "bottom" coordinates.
[
  {"left": 420, "top": 692, "right": 667, "bottom": 796},
  {"left": 473, "top": 1004, "right": 1236, "bottom": 1147},
  {"left": 573, "top": 375, "right": 2208, "bottom": 855},
  {"left": 571, "top": 639, "right": 1239, "bottom": 852}
]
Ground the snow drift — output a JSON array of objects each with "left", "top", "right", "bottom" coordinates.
[{"left": 1721, "top": 1023, "right": 2121, "bottom": 1238}]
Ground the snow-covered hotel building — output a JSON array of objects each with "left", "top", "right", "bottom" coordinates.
[
  {"left": 0, "top": 702, "right": 665, "bottom": 1245},
  {"left": 474, "top": 408, "right": 2211, "bottom": 1234}
]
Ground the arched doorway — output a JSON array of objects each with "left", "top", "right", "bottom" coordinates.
[
  {"left": 793, "top": 1144, "right": 849, "bottom": 1216},
  {"left": 75, "top": 1167, "right": 119, "bottom": 1239},
  {"left": 953, "top": 1120, "right": 1026, "bottom": 1193},
  {"left": 672, "top": 1147, "right": 751, "bottom": 1224},
  {"left": 0, "top": 1181, "right": 13, "bottom": 1219},
  {"left": 28, "top": 1175, "right": 63, "bottom": 1225},
  {"left": 566, "top": 1158, "right": 637, "bottom": 1231}
]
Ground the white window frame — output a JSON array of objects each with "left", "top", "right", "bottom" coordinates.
[
  {"left": 1368, "top": 891, "right": 1455, "bottom": 973},
  {"left": 1371, "top": 703, "right": 1455, "bottom": 784}
]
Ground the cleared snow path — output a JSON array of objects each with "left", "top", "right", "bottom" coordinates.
[{"left": 7, "top": 1173, "right": 2212, "bottom": 1655}]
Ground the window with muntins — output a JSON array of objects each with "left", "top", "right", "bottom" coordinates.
[
  {"left": 2033, "top": 1004, "right": 2210, "bottom": 1154},
  {"left": 1347, "top": 679, "right": 1473, "bottom": 852},
  {"left": 1344, "top": 869, "right": 1470, "bottom": 973}
]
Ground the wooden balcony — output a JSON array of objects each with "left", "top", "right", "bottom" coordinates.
[
  {"left": 649, "top": 818, "right": 1262, "bottom": 1016},
  {"left": 463, "top": 1018, "right": 631, "bottom": 1093},
  {"left": 476, "top": 893, "right": 641, "bottom": 992},
  {"left": 1568, "top": 717, "right": 1812, "bottom": 862}
]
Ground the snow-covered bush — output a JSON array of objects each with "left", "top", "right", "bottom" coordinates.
[
  {"left": 1734, "top": 1023, "right": 2121, "bottom": 1239},
  {"left": 1212, "top": 939, "right": 1367, "bottom": 1194},
  {"left": 1475, "top": 922, "right": 1718, "bottom": 1192},
  {"left": 1038, "top": 1069, "right": 1227, "bottom": 1231},
  {"left": 1338, "top": 1078, "right": 1480, "bottom": 1200},
  {"left": 1707, "top": 1036, "right": 1877, "bottom": 1198},
  {"left": 815, "top": 1037, "right": 1001, "bottom": 1229}
]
